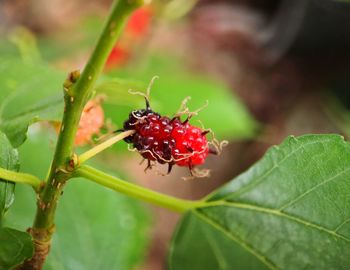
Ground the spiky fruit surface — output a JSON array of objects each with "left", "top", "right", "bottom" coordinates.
[{"left": 123, "top": 109, "right": 209, "bottom": 167}]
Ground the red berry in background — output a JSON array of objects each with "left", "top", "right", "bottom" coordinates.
[
  {"left": 121, "top": 97, "right": 215, "bottom": 177},
  {"left": 105, "top": 7, "right": 153, "bottom": 70},
  {"left": 105, "top": 46, "right": 129, "bottom": 68},
  {"left": 127, "top": 7, "right": 153, "bottom": 37},
  {"left": 75, "top": 99, "right": 105, "bottom": 146}
]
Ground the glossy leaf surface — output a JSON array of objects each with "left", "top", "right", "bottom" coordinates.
[
  {"left": 0, "top": 131, "right": 19, "bottom": 225},
  {"left": 169, "top": 135, "right": 350, "bottom": 270},
  {"left": 0, "top": 227, "right": 34, "bottom": 269},
  {"left": 0, "top": 56, "right": 64, "bottom": 147}
]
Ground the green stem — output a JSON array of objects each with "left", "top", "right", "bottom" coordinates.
[
  {"left": 52, "top": 0, "right": 144, "bottom": 169},
  {"left": 79, "top": 130, "right": 135, "bottom": 164},
  {"left": 75, "top": 165, "right": 204, "bottom": 213},
  {"left": 23, "top": 1, "right": 144, "bottom": 269},
  {"left": 0, "top": 167, "right": 41, "bottom": 191}
]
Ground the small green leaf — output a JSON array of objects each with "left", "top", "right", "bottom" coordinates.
[
  {"left": 9, "top": 26, "right": 42, "bottom": 64},
  {"left": 0, "top": 131, "right": 19, "bottom": 225},
  {"left": 169, "top": 134, "right": 350, "bottom": 269},
  {"left": 0, "top": 227, "right": 34, "bottom": 269},
  {"left": 0, "top": 56, "right": 64, "bottom": 147}
]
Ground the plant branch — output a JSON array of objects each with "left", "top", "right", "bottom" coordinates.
[
  {"left": 75, "top": 165, "right": 203, "bottom": 213},
  {"left": 0, "top": 167, "right": 41, "bottom": 191},
  {"left": 79, "top": 130, "right": 135, "bottom": 164},
  {"left": 52, "top": 0, "right": 144, "bottom": 170},
  {"left": 22, "top": 1, "right": 144, "bottom": 269}
]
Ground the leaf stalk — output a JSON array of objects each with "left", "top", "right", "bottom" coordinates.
[
  {"left": 75, "top": 165, "right": 203, "bottom": 213},
  {"left": 0, "top": 167, "right": 41, "bottom": 191}
]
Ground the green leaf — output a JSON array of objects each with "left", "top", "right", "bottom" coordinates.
[
  {"left": 0, "top": 56, "right": 64, "bottom": 147},
  {"left": 4, "top": 130, "right": 150, "bottom": 270},
  {"left": 45, "top": 179, "right": 150, "bottom": 270},
  {"left": 104, "top": 55, "right": 258, "bottom": 140},
  {"left": 0, "top": 131, "right": 19, "bottom": 225},
  {"left": 95, "top": 78, "right": 146, "bottom": 107},
  {"left": 169, "top": 134, "right": 350, "bottom": 270},
  {"left": 9, "top": 27, "right": 42, "bottom": 64},
  {"left": 0, "top": 227, "right": 34, "bottom": 269}
]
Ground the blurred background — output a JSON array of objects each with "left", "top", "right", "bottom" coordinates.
[{"left": 1, "top": 0, "right": 350, "bottom": 269}]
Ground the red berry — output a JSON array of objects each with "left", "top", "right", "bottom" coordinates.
[
  {"left": 127, "top": 7, "right": 153, "bottom": 37},
  {"left": 122, "top": 105, "right": 210, "bottom": 174}
]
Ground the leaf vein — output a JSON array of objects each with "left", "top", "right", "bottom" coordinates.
[
  {"left": 7, "top": 229, "right": 26, "bottom": 264},
  {"left": 334, "top": 217, "right": 350, "bottom": 233},
  {"left": 279, "top": 166, "right": 350, "bottom": 210},
  {"left": 0, "top": 97, "right": 62, "bottom": 123},
  {"left": 221, "top": 139, "right": 332, "bottom": 200},
  {"left": 194, "top": 210, "right": 279, "bottom": 270},
  {"left": 209, "top": 202, "right": 350, "bottom": 242},
  {"left": 202, "top": 225, "right": 229, "bottom": 269}
]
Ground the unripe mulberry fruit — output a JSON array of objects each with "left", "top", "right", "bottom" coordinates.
[{"left": 121, "top": 97, "right": 216, "bottom": 176}]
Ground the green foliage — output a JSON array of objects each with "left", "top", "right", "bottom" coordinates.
[
  {"left": 0, "top": 5, "right": 258, "bottom": 270},
  {"left": 0, "top": 131, "right": 19, "bottom": 225},
  {"left": 4, "top": 12, "right": 350, "bottom": 270},
  {"left": 0, "top": 227, "right": 34, "bottom": 269},
  {"left": 46, "top": 179, "right": 150, "bottom": 270},
  {"left": 0, "top": 57, "right": 37, "bottom": 270},
  {"left": 0, "top": 56, "right": 64, "bottom": 147},
  {"left": 0, "top": 38, "right": 256, "bottom": 149},
  {"left": 4, "top": 131, "right": 150, "bottom": 270},
  {"left": 169, "top": 134, "right": 350, "bottom": 269},
  {"left": 95, "top": 78, "right": 145, "bottom": 108},
  {"left": 101, "top": 55, "right": 257, "bottom": 141}
]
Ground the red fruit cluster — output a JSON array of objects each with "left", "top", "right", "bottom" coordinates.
[{"left": 123, "top": 108, "right": 209, "bottom": 172}]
